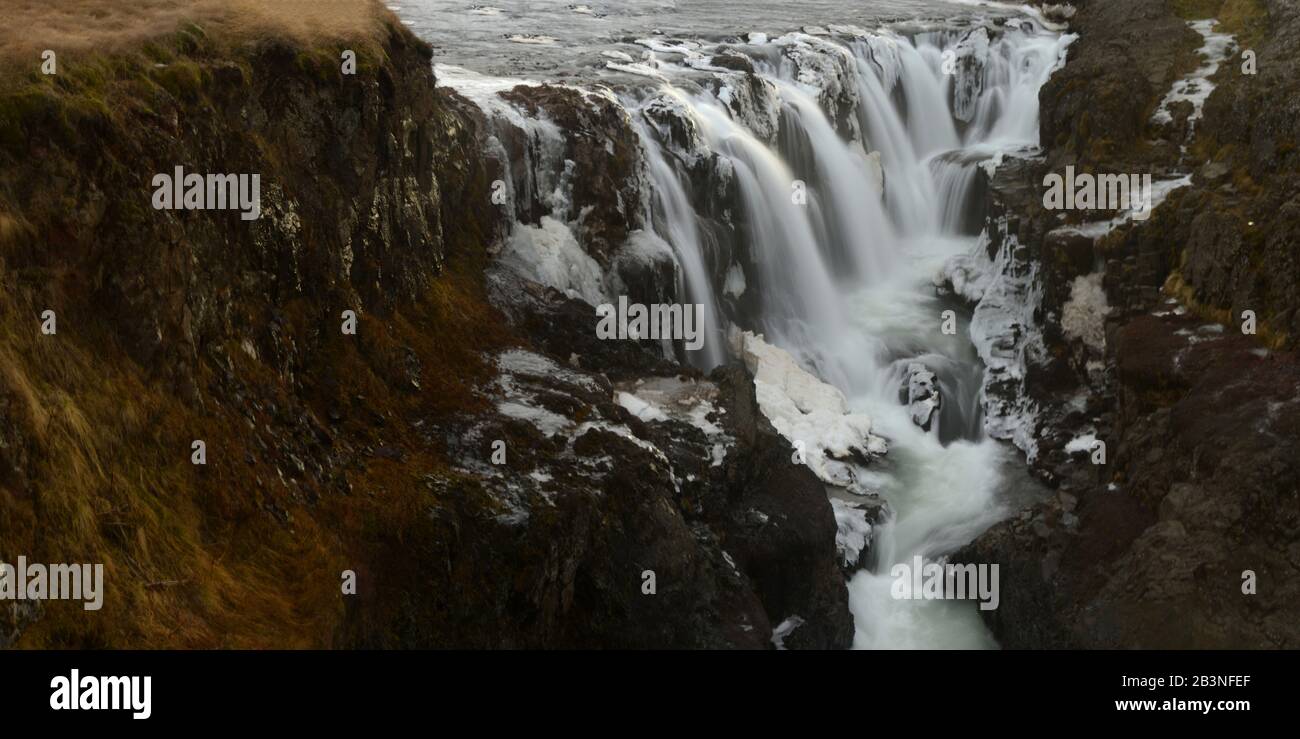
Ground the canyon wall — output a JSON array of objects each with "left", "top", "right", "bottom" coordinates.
[
  {"left": 957, "top": 0, "right": 1300, "bottom": 648},
  {"left": 0, "top": 6, "right": 850, "bottom": 648}
]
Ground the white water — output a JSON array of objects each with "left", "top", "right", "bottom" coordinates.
[
  {"left": 637, "top": 128, "right": 729, "bottom": 370},
  {"left": 437, "top": 10, "right": 1074, "bottom": 649},
  {"left": 1152, "top": 20, "right": 1236, "bottom": 132}
]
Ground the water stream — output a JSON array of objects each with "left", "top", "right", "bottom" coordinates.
[{"left": 405, "top": 1, "right": 1073, "bottom": 649}]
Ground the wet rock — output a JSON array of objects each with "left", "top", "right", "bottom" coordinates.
[
  {"left": 711, "top": 53, "right": 754, "bottom": 74},
  {"left": 961, "top": 0, "right": 1300, "bottom": 648},
  {"left": 496, "top": 84, "right": 645, "bottom": 264},
  {"left": 903, "top": 362, "right": 942, "bottom": 431}
]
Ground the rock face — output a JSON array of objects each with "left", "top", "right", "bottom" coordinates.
[
  {"left": 903, "top": 362, "right": 941, "bottom": 432},
  {"left": 448, "top": 270, "right": 855, "bottom": 649},
  {"left": 0, "top": 10, "right": 853, "bottom": 648},
  {"left": 953, "top": 0, "right": 1300, "bottom": 648},
  {"left": 1038, "top": 0, "right": 1200, "bottom": 173},
  {"left": 494, "top": 85, "right": 645, "bottom": 266}
]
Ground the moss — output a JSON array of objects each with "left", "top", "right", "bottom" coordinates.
[
  {"left": 1170, "top": 0, "right": 1225, "bottom": 20},
  {"left": 1169, "top": 0, "right": 1267, "bottom": 45},
  {"left": 0, "top": 113, "right": 25, "bottom": 154},
  {"left": 295, "top": 48, "right": 341, "bottom": 84},
  {"left": 0, "top": 212, "right": 34, "bottom": 250},
  {"left": 63, "top": 94, "right": 114, "bottom": 137},
  {"left": 1231, "top": 166, "right": 1259, "bottom": 194},
  {"left": 173, "top": 27, "right": 205, "bottom": 57},
  {"left": 0, "top": 86, "right": 64, "bottom": 153},
  {"left": 1218, "top": 0, "right": 1269, "bottom": 47},
  {"left": 151, "top": 60, "right": 205, "bottom": 101},
  {"left": 1164, "top": 270, "right": 1288, "bottom": 349},
  {"left": 140, "top": 41, "right": 176, "bottom": 65},
  {"left": 182, "top": 22, "right": 209, "bottom": 42}
]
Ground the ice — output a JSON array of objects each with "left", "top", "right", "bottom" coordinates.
[
  {"left": 1151, "top": 20, "right": 1236, "bottom": 129},
  {"left": 1061, "top": 273, "right": 1110, "bottom": 352},
  {"left": 831, "top": 498, "right": 874, "bottom": 567},
  {"left": 770, "top": 615, "right": 805, "bottom": 649},
  {"left": 1064, "top": 431, "right": 1097, "bottom": 455},
  {"left": 499, "top": 216, "right": 608, "bottom": 305},
  {"left": 617, "top": 391, "right": 670, "bottom": 423},
  {"left": 497, "top": 401, "right": 573, "bottom": 437},
  {"left": 732, "top": 330, "right": 887, "bottom": 489}
]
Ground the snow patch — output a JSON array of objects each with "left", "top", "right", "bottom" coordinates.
[
  {"left": 499, "top": 216, "right": 608, "bottom": 305},
  {"left": 732, "top": 330, "right": 887, "bottom": 491},
  {"left": 771, "top": 615, "right": 805, "bottom": 650},
  {"left": 831, "top": 499, "right": 873, "bottom": 568},
  {"left": 1152, "top": 20, "right": 1236, "bottom": 133},
  {"left": 1061, "top": 273, "right": 1110, "bottom": 353},
  {"left": 617, "top": 391, "right": 670, "bottom": 423},
  {"left": 1064, "top": 430, "right": 1097, "bottom": 455}
]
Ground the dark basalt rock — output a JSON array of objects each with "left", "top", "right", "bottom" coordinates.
[
  {"left": 496, "top": 84, "right": 645, "bottom": 265},
  {"left": 963, "top": 313, "right": 1300, "bottom": 648},
  {"left": 0, "top": 12, "right": 852, "bottom": 649},
  {"left": 486, "top": 267, "right": 683, "bottom": 382},
  {"left": 959, "top": 0, "right": 1300, "bottom": 649},
  {"left": 475, "top": 268, "right": 854, "bottom": 649},
  {"left": 707, "top": 363, "right": 855, "bottom": 649},
  {"left": 711, "top": 54, "right": 755, "bottom": 74}
]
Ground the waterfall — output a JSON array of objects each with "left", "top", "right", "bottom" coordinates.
[
  {"left": 637, "top": 127, "right": 728, "bottom": 370},
  {"left": 772, "top": 79, "right": 899, "bottom": 283},
  {"left": 442, "top": 13, "right": 1075, "bottom": 648}
]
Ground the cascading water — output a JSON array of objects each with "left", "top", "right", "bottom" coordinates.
[
  {"left": 637, "top": 127, "right": 729, "bottom": 371},
  {"left": 439, "top": 8, "right": 1074, "bottom": 649}
]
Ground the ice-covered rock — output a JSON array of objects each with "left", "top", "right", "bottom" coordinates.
[
  {"left": 950, "top": 28, "right": 990, "bottom": 123},
  {"left": 499, "top": 216, "right": 608, "bottom": 305},
  {"left": 940, "top": 223, "right": 1045, "bottom": 461},
  {"left": 831, "top": 498, "right": 873, "bottom": 570},
  {"left": 731, "top": 330, "right": 887, "bottom": 491},
  {"left": 1061, "top": 272, "right": 1110, "bottom": 354},
  {"left": 904, "top": 362, "right": 942, "bottom": 431}
]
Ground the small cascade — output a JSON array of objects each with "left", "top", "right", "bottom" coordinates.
[{"left": 440, "top": 11, "right": 1075, "bottom": 649}]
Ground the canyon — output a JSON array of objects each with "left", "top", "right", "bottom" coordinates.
[{"left": 0, "top": 0, "right": 1295, "bottom": 649}]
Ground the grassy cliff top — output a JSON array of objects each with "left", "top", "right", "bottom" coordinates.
[
  {"left": 0, "top": 0, "right": 400, "bottom": 88},
  {"left": 0, "top": 0, "right": 426, "bottom": 156}
]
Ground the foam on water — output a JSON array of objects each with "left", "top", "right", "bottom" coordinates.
[{"left": 424, "top": 2, "right": 1072, "bottom": 649}]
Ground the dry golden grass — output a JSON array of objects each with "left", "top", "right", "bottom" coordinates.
[
  {"left": 0, "top": 0, "right": 506, "bottom": 650},
  {"left": 1, "top": 0, "right": 393, "bottom": 62},
  {"left": 0, "top": 254, "right": 514, "bottom": 647},
  {"left": 0, "top": 286, "right": 337, "bottom": 647}
]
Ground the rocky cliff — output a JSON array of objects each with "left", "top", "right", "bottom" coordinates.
[
  {"left": 954, "top": 0, "right": 1300, "bottom": 648},
  {"left": 0, "top": 3, "right": 851, "bottom": 648}
]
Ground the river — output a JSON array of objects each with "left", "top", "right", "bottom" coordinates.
[{"left": 393, "top": 0, "right": 1071, "bottom": 649}]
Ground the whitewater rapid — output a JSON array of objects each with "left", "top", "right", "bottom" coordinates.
[{"left": 433, "top": 6, "right": 1074, "bottom": 649}]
